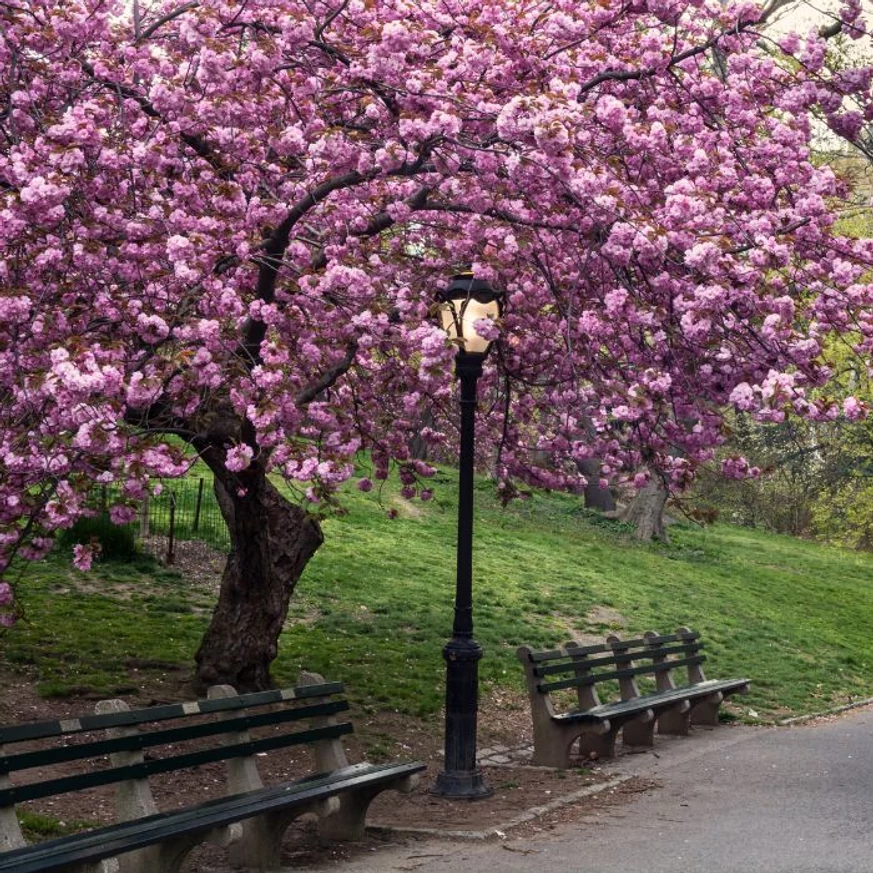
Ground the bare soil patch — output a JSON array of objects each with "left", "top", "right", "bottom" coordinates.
[
  {"left": 0, "top": 670, "right": 652, "bottom": 872},
  {"left": 142, "top": 537, "right": 225, "bottom": 593}
]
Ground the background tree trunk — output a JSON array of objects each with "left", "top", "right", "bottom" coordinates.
[
  {"left": 194, "top": 473, "right": 323, "bottom": 692},
  {"left": 408, "top": 407, "right": 435, "bottom": 461},
  {"left": 578, "top": 458, "right": 617, "bottom": 512},
  {"left": 619, "top": 477, "right": 669, "bottom": 542}
]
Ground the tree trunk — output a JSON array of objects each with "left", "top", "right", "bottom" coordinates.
[
  {"left": 619, "top": 477, "right": 669, "bottom": 542},
  {"left": 408, "top": 408, "right": 435, "bottom": 462},
  {"left": 577, "top": 458, "right": 616, "bottom": 512},
  {"left": 194, "top": 473, "right": 323, "bottom": 692}
]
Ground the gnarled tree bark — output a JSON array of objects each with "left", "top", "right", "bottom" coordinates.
[{"left": 193, "top": 468, "right": 323, "bottom": 692}]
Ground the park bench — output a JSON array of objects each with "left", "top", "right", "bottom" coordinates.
[
  {"left": 0, "top": 674, "right": 425, "bottom": 873},
  {"left": 517, "top": 627, "right": 750, "bottom": 767}
]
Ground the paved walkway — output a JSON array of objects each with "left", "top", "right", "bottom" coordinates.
[{"left": 296, "top": 704, "right": 873, "bottom": 873}]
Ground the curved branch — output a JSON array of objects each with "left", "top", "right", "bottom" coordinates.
[
  {"left": 79, "top": 61, "right": 230, "bottom": 180},
  {"left": 136, "top": 1, "right": 199, "bottom": 42},
  {"left": 295, "top": 341, "right": 359, "bottom": 405},
  {"left": 574, "top": 17, "right": 762, "bottom": 97}
]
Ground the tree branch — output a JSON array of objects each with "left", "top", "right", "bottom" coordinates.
[
  {"left": 314, "top": 0, "right": 350, "bottom": 41},
  {"left": 575, "top": 17, "right": 762, "bottom": 97},
  {"left": 295, "top": 341, "right": 359, "bottom": 405},
  {"left": 79, "top": 61, "right": 231, "bottom": 180},
  {"left": 241, "top": 170, "right": 376, "bottom": 361},
  {"left": 136, "top": 1, "right": 199, "bottom": 42}
]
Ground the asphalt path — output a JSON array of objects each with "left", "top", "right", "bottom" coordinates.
[{"left": 297, "top": 704, "right": 873, "bottom": 873}]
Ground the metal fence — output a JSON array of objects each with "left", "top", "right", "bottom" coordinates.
[{"left": 138, "top": 477, "right": 229, "bottom": 560}]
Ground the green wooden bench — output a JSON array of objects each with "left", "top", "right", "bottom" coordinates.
[
  {"left": 0, "top": 674, "right": 425, "bottom": 873},
  {"left": 517, "top": 627, "right": 750, "bottom": 767}
]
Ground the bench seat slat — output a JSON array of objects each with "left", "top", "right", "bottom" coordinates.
[
  {"left": 0, "top": 722, "right": 354, "bottom": 806},
  {"left": 0, "top": 683, "right": 345, "bottom": 746},
  {"left": 0, "top": 761, "right": 426, "bottom": 873},
  {"left": 0, "top": 700, "right": 350, "bottom": 776},
  {"left": 553, "top": 677, "right": 751, "bottom": 724}
]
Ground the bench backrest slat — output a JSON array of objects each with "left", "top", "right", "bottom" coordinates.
[
  {"left": 0, "top": 683, "right": 344, "bottom": 746},
  {"left": 533, "top": 643, "right": 704, "bottom": 678},
  {"left": 537, "top": 655, "right": 706, "bottom": 693},
  {"left": 0, "top": 722, "right": 353, "bottom": 807},
  {"left": 528, "top": 642, "right": 610, "bottom": 663},
  {"left": 602, "top": 631, "right": 700, "bottom": 648},
  {"left": 0, "top": 699, "right": 350, "bottom": 777}
]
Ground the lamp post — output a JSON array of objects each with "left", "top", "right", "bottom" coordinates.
[{"left": 432, "top": 272, "right": 505, "bottom": 799}]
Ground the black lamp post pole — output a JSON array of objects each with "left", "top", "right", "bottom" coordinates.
[{"left": 433, "top": 350, "right": 492, "bottom": 798}]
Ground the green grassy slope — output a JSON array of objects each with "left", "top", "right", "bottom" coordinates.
[{"left": 4, "top": 472, "right": 873, "bottom": 721}]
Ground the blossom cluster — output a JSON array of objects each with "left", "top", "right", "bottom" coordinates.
[{"left": 1, "top": 0, "right": 873, "bottom": 593}]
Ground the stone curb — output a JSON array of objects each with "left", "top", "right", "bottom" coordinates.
[
  {"left": 366, "top": 774, "right": 636, "bottom": 841},
  {"left": 776, "top": 695, "right": 873, "bottom": 726}
]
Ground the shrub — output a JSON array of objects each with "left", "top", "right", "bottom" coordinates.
[{"left": 56, "top": 515, "right": 138, "bottom": 563}]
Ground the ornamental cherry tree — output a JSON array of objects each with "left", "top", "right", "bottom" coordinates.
[{"left": 3, "top": 0, "right": 873, "bottom": 689}]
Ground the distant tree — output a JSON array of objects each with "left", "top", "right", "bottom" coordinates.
[
  {"left": 619, "top": 475, "right": 670, "bottom": 542},
  {"left": 3, "top": 0, "right": 873, "bottom": 685}
]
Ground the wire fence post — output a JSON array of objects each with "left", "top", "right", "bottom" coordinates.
[
  {"left": 166, "top": 492, "right": 176, "bottom": 565},
  {"left": 193, "top": 477, "right": 204, "bottom": 532},
  {"left": 139, "top": 495, "right": 150, "bottom": 540}
]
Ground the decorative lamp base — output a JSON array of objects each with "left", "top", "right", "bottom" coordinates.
[{"left": 431, "top": 767, "right": 494, "bottom": 799}]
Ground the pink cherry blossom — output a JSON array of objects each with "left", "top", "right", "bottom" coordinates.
[
  {"left": 72, "top": 544, "right": 95, "bottom": 572},
  {"left": 0, "top": 0, "right": 871, "bottom": 585}
]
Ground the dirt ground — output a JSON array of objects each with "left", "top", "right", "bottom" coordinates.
[
  {"left": 0, "top": 667, "right": 658, "bottom": 871},
  {"left": 0, "top": 540, "right": 656, "bottom": 870}
]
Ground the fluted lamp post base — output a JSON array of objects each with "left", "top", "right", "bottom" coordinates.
[
  {"left": 432, "top": 768, "right": 493, "bottom": 798},
  {"left": 431, "top": 637, "right": 494, "bottom": 799}
]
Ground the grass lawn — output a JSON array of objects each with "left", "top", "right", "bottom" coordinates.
[{"left": 3, "top": 469, "right": 873, "bottom": 722}]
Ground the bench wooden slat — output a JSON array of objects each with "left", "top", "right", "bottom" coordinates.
[
  {"left": 533, "top": 643, "right": 704, "bottom": 678},
  {"left": 524, "top": 632, "right": 704, "bottom": 669},
  {"left": 554, "top": 677, "right": 750, "bottom": 723},
  {"left": 537, "top": 655, "right": 707, "bottom": 690},
  {"left": 609, "top": 642, "right": 704, "bottom": 660},
  {"left": 0, "top": 699, "right": 350, "bottom": 776},
  {"left": 0, "top": 722, "right": 354, "bottom": 806},
  {"left": 0, "top": 761, "right": 426, "bottom": 873},
  {"left": 605, "top": 631, "right": 700, "bottom": 648},
  {"left": 533, "top": 650, "right": 637, "bottom": 675},
  {"left": 0, "top": 682, "right": 344, "bottom": 746},
  {"left": 528, "top": 642, "right": 609, "bottom": 662}
]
